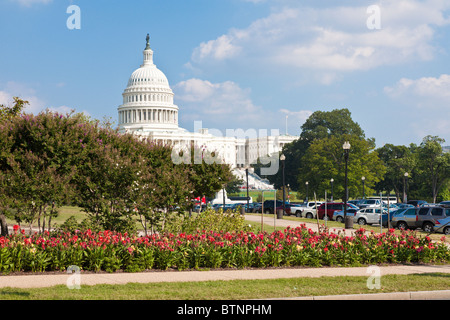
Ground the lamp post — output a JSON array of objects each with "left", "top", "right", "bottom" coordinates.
[
  {"left": 280, "top": 154, "right": 286, "bottom": 219},
  {"left": 305, "top": 181, "right": 309, "bottom": 203},
  {"left": 246, "top": 168, "right": 249, "bottom": 214},
  {"left": 330, "top": 178, "right": 334, "bottom": 202},
  {"left": 362, "top": 176, "right": 366, "bottom": 200},
  {"left": 343, "top": 141, "right": 352, "bottom": 229},
  {"left": 403, "top": 172, "right": 409, "bottom": 203},
  {"left": 287, "top": 184, "right": 290, "bottom": 203}
]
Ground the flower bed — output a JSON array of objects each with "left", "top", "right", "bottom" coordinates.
[{"left": 1, "top": 225, "right": 449, "bottom": 274}]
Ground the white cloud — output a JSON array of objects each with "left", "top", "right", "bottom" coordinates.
[
  {"left": 384, "top": 74, "right": 450, "bottom": 140},
  {"left": 174, "top": 78, "right": 259, "bottom": 116},
  {"left": 192, "top": 35, "right": 241, "bottom": 63},
  {"left": 385, "top": 74, "right": 450, "bottom": 105},
  {"left": 0, "top": 82, "right": 88, "bottom": 117},
  {"left": 0, "top": 82, "right": 45, "bottom": 114},
  {"left": 280, "top": 109, "right": 313, "bottom": 123},
  {"left": 189, "top": 1, "right": 450, "bottom": 76},
  {"left": 174, "top": 78, "right": 310, "bottom": 136}
]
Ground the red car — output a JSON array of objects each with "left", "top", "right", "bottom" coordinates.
[{"left": 317, "top": 202, "right": 355, "bottom": 220}]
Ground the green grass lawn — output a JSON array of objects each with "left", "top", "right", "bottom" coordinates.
[
  {"left": 5, "top": 206, "right": 87, "bottom": 229},
  {"left": 0, "top": 273, "right": 449, "bottom": 300}
]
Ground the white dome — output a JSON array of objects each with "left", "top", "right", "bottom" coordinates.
[
  {"left": 127, "top": 66, "right": 170, "bottom": 88},
  {"left": 118, "top": 34, "right": 179, "bottom": 132}
]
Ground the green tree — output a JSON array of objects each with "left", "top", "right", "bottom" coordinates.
[
  {"left": 375, "top": 144, "right": 415, "bottom": 202},
  {"left": 0, "top": 97, "right": 28, "bottom": 235},
  {"left": 185, "top": 146, "right": 234, "bottom": 201},
  {"left": 225, "top": 175, "right": 244, "bottom": 195},
  {"left": 415, "top": 136, "right": 450, "bottom": 203},
  {"left": 298, "top": 135, "right": 386, "bottom": 201},
  {"left": 258, "top": 108, "right": 366, "bottom": 191}
]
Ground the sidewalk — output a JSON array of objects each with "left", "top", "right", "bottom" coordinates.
[{"left": 1, "top": 264, "right": 449, "bottom": 289}]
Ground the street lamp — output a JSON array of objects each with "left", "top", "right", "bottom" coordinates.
[
  {"left": 343, "top": 141, "right": 352, "bottom": 229},
  {"left": 280, "top": 154, "right": 286, "bottom": 219},
  {"left": 362, "top": 176, "right": 366, "bottom": 200},
  {"left": 287, "top": 184, "right": 290, "bottom": 203},
  {"left": 403, "top": 172, "right": 409, "bottom": 203},
  {"left": 330, "top": 178, "right": 334, "bottom": 202},
  {"left": 305, "top": 181, "right": 309, "bottom": 203},
  {"left": 245, "top": 168, "right": 249, "bottom": 214}
]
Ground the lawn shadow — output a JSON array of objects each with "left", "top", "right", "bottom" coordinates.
[{"left": 0, "top": 289, "right": 31, "bottom": 298}]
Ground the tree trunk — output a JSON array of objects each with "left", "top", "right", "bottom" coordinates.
[{"left": 0, "top": 214, "right": 9, "bottom": 236}]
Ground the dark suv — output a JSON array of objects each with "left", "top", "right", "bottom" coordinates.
[
  {"left": 392, "top": 205, "right": 450, "bottom": 232},
  {"left": 261, "top": 200, "right": 291, "bottom": 215},
  {"left": 317, "top": 202, "right": 355, "bottom": 220}
]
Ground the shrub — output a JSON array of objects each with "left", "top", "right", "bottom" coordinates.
[{"left": 165, "top": 209, "right": 252, "bottom": 234}]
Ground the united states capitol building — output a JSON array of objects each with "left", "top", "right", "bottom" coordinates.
[{"left": 117, "top": 35, "right": 298, "bottom": 189}]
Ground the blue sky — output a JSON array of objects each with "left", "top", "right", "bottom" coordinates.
[{"left": 1, "top": 0, "right": 450, "bottom": 148}]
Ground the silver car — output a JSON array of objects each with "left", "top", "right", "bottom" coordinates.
[
  {"left": 391, "top": 207, "right": 418, "bottom": 230},
  {"left": 392, "top": 205, "right": 450, "bottom": 232},
  {"left": 434, "top": 216, "right": 450, "bottom": 235},
  {"left": 333, "top": 208, "right": 358, "bottom": 223},
  {"left": 353, "top": 207, "right": 387, "bottom": 225}
]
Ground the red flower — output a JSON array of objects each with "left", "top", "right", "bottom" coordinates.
[{"left": 13, "top": 225, "right": 19, "bottom": 232}]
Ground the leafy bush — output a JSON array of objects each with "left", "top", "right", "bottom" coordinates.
[{"left": 165, "top": 209, "right": 251, "bottom": 234}]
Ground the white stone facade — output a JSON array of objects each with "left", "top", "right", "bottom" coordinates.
[{"left": 118, "top": 35, "right": 298, "bottom": 172}]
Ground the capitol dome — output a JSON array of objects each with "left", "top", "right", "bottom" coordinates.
[{"left": 118, "top": 34, "right": 179, "bottom": 132}]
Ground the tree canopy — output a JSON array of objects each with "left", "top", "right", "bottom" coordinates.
[
  {"left": 252, "top": 108, "right": 449, "bottom": 203},
  {"left": 0, "top": 104, "right": 233, "bottom": 235}
]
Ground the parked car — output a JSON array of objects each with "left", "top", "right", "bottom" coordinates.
[
  {"left": 333, "top": 208, "right": 358, "bottom": 223},
  {"left": 407, "top": 200, "right": 427, "bottom": 207},
  {"left": 396, "top": 203, "right": 415, "bottom": 209},
  {"left": 434, "top": 216, "right": 450, "bottom": 235},
  {"left": 261, "top": 200, "right": 291, "bottom": 215},
  {"left": 303, "top": 201, "right": 324, "bottom": 209},
  {"left": 252, "top": 203, "right": 262, "bottom": 213},
  {"left": 317, "top": 202, "right": 356, "bottom": 220},
  {"left": 381, "top": 209, "right": 402, "bottom": 227},
  {"left": 230, "top": 203, "right": 246, "bottom": 211},
  {"left": 357, "top": 199, "right": 383, "bottom": 209},
  {"left": 290, "top": 202, "right": 323, "bottom": 218},
  {"left": 417, "top": 206, "right": 450, "bottom": 232},
  {"left": 290, "top": 204, "right": 304, "bottom": 217},
  {"left": 439, "top": 201, "right": 450, "bottom": 208},
  {"left": 242, "top": 203, "right": 256, "bottom": 212},
  {"left": 347, "top": 200, "right": 362, "bottom": 207},
  {"left": 353, "top": 207, "right": 387, "bottom": 225},
  {"left": 300, "top": 204, "right": 324, "bottom": 219},
  {"left": 391, "top": 207, "right": 418, "bottom": 230},
  {"left": 392, "top": 205, "right": 450, "bottom": 232}
]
